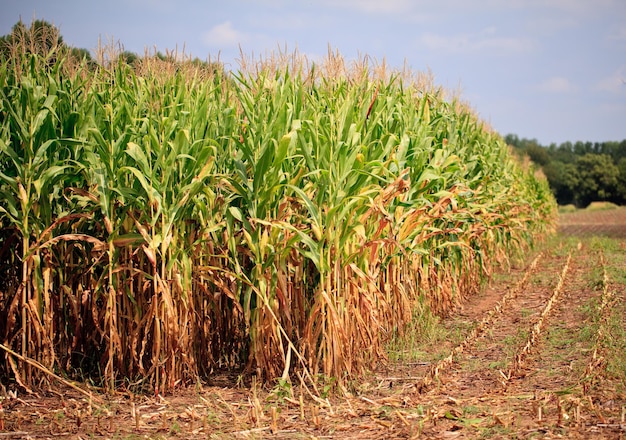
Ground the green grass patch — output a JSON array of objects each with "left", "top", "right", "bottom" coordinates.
[
  {"left": 558, "top": 204, "right": 577, "bottom": 213},
  {"left": 606, "top": 296, "right": 626, "bottom": 390},
  {"left": 585, "top": 201, "right": 619, "bottom": 211},
  {"left": 387, "top": 300, "right": 476, "bottom": 364},
  {"left": 388, "top": 301, "right": 446, "bottom": 361}
]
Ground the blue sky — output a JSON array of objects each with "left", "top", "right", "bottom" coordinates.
[{"left": 2, "top": 0, "right": 625, "bottom": 145}]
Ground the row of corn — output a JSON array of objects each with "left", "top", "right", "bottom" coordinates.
[{"left": 0, "top": 48, "right": 557, "bottom": 393}]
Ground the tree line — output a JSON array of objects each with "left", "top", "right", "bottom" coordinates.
[
  {"left": 0, "top": 18, "right": 222, "bottom": 74},
  {"left": 505, "top": 134, "right": 626, "bottom": 207}
]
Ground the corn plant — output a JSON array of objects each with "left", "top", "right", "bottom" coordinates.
[
  {"left": 0, "top": 52, "right": 79, "bottom": 386},
  {"left": 0, "top": 44, "right": 557, "bottom": 393}
]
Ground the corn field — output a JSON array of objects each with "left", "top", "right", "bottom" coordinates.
[{"left": 0, "top": 46, "right": 557, "bottom": 394}]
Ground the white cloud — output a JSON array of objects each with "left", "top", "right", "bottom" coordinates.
[
  {"left": 202, "top": 21, "right": 248, "bottom": 47},
  {"left": 417, "top": 28, "right": 534, "bottom": 55},
  {"left": 536, "top": 77, "right": 577, "bottom": 93}
]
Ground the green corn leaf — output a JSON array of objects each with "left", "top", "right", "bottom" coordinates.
[{"left": 125, "top": 141, "right": 151, "bottom": 175}]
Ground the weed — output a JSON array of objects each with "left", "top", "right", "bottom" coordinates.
[
  {"left": 169, "top": 421, "right": 181, "bottom": 435},
  {"left": 269, "top": 378, "right": 292, "bottom": 402},
  {"left": 463, "top": 404, "right": 483, "bottom": 415},
  {"left": 489, "top": 360, "right": 507, "bottom": 370}
]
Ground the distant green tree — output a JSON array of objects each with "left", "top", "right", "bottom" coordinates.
[
  {"left": 1, "top": 18, "right": 96, "bottom": 69},
  {"left": 616, "top": 157, "right": 626, "bottom": 205},
  {"left": 154, "top": 51, "right": 169, "bottom": 61},
  {"left": 553, "top": 141, "right": 576, "bottom": 163},
  {"left": 615, "top": 140, "right": 626, "bottom": 161},
  {"left": 574, "top": 154, "right": 619, "bottom": 207},
  {"left": 70, "top": 46, "right": 93, "bottom": 61},
  {"left": 543, "top": 161, "right": 579, "bottom": 205},
  {"left": 504, "top": 133, "right": 520, "bottom": 148},
  {"left": 504, "top": 135, "right": 549, "bottom": 165},
  {"left": 190, "top": 57, "right": 225, "bottom": 76},
  {"left": 525, "top": 143, "right": 550, "bottom": 166},
  {"left": 574, "top": 141, "right": 589, "bottom": 156},
  {"left": 505, "top": 133, "right": 626, "bottom": 205},
  {"left": 0, "top": 19, "right": 63, "bottom": 60},
  {"left": 119, "top": 50, "right": 139, "bottom": 66}
]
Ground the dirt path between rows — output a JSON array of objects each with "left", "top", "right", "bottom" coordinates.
[
  {"left": 411, "top": 242, "right": 622, "bottom": 439},
  {"left": 2, "top": 209, "right": 626, "bottom": 439}
]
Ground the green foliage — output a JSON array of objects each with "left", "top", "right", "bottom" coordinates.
[
  {"left": 507, "top": 135, "right": 626, "bottom": 207},
  {"left": 543, "top": 161, "right": 579, "bottom": 205},
  {"left": 616, "top": 158, "right": 626, "bottom": 200},
  {"left": 118, "top": 50, "right": 138, "bottom": 65},
  {"left": 575, "top": 154, "right": 619, "bottom": 207}
]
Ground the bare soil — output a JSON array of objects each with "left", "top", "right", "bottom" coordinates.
[
  {"left": 2, "top": 208, "right": 626, "bottom": 439},
  {"left": 558, "top": 206, "right": 626, "bottom": 238}
]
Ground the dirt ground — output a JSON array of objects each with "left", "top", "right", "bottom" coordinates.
[
  {"left": 2, "top": 208, "right": 625, "bottom": 439},
  {"left": 558, "top": 206, "right": 626, "bottom": 238}
]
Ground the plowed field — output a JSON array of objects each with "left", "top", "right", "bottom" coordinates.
[
  {"left": 558, "top": 206, "right": 626, "bottom": 238},
  {"left": 2, "top": 208, "right": 625, "bottom": 439}
]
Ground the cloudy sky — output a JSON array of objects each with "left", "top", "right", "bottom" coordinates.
[{"left": 2, "top": 0, "right": 625, "bottom": 145}]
